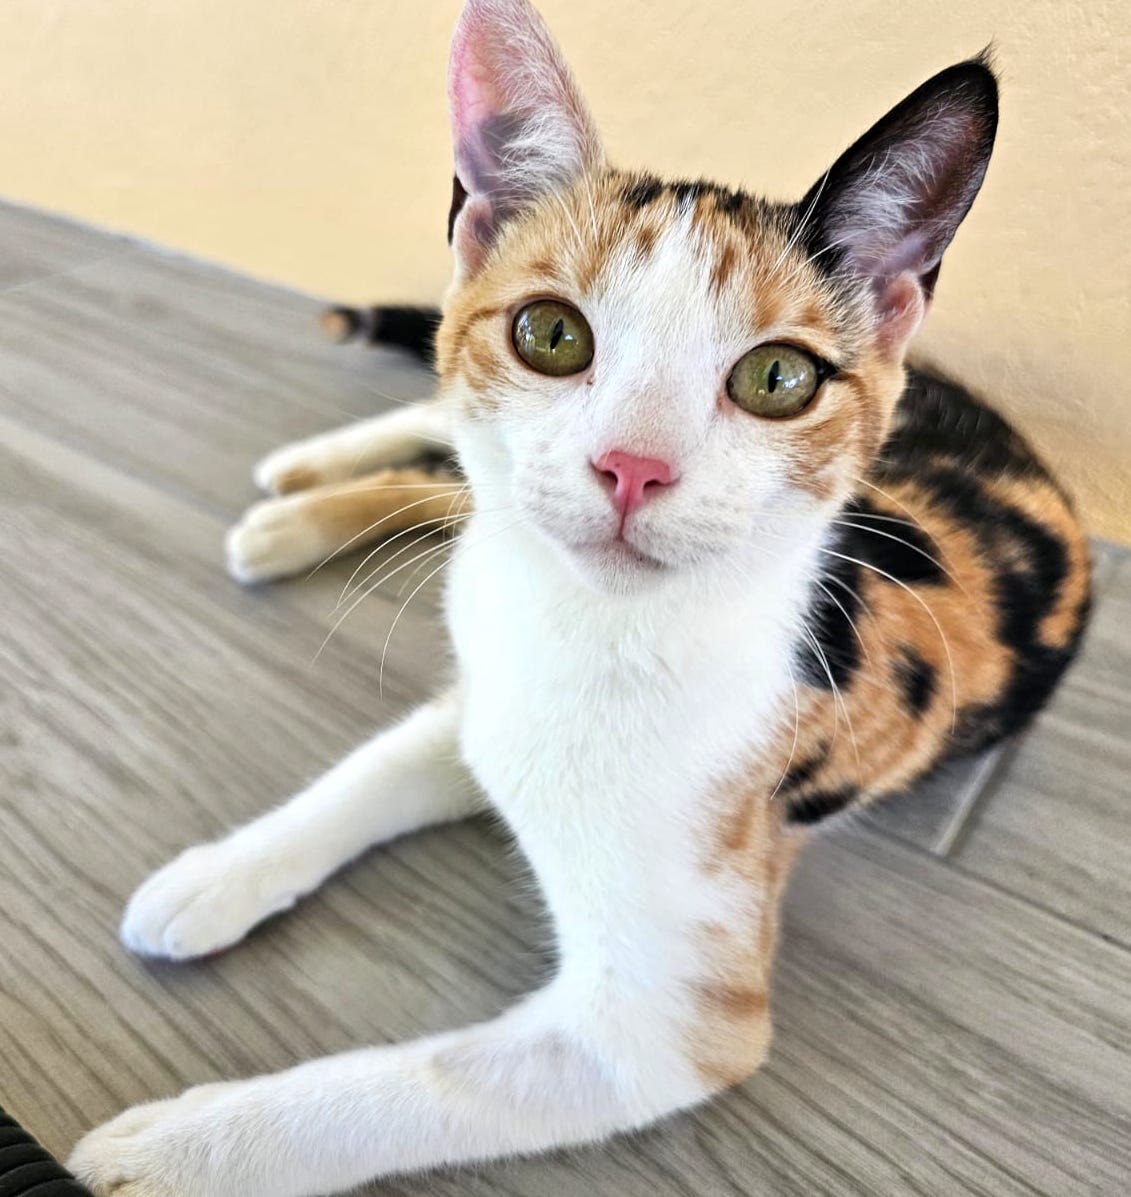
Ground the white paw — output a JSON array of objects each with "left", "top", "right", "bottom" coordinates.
[
  {"left": 69, "top": 1083, "right": 250, "bottom": 1197},
  {"left": 253, "top": 439, "right": 337, "bottom": 495},
  {"left": 225, "top": 497, "right": 326, "bottom": 584},
  {"left": 121, "top": 839, "right": 302, "bottom": 960}
]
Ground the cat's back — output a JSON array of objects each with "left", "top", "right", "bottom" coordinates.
[{"left": 787, "top": 368, "right": 1092, "bottom": 825}]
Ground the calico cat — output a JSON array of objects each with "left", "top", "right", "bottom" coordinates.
[{"left": 71, "top": 1, "right": 1090, "bottom": 1194}]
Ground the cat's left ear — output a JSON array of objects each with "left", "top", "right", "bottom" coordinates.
[
  {"left": 447, "top": 0, "right": 604, "bottom": 277},
  {"left": 800, "top": 55, "right": 998, "bottom": 350}
]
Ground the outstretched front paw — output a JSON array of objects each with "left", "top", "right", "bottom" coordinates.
[
  {"left": 253, "top": 434, "right": 357, "bottom": 496},
  {"left": 224, "top": 495, "right": 328, "bottom": 584},
  {"left": 120, "top": 840, "right": 303, "bottom": 960},
  {"left": 69, "top": 1083, "right": 245, "bottom": 1197}
]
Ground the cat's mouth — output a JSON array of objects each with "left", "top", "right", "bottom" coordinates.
[{"left": 582, "top": 534, "right": 667, "bottom": 575}]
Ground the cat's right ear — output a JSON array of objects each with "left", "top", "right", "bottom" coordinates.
[
  {"left": 447, "top": 0, "right": 604, "bottom": 277},
  {"left": 799, "top": 56, "right": 998, "bottom": 351}
]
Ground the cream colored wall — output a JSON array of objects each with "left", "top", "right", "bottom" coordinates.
[{"left": 2, "top": 1, "right": 1128, "bottom": 540}]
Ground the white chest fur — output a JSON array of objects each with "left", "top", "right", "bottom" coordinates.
[{"left": 444, "top": 511, "right": 817, "bottom": 971}]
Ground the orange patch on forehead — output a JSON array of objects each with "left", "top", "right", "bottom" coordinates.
[
  {"left": 633, "top": 221, "right": 660, "bottom": 261},
  {"left": 709, "top": 241, "right": 738, "bottom": 300}
]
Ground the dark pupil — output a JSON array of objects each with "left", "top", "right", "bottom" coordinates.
[
  {"left": 549, "top": 318, "right": 565, "bottom": 350},
  {"left": 767, "top": 359, "right": 782, "bottom": 393}
]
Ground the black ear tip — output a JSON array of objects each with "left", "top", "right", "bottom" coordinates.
[
  {"left": 933, "top": 51, "right": 1000, "bottom": 122},
  {"left": 974, "top": 42, "right": 1000, "bottom": 75}
]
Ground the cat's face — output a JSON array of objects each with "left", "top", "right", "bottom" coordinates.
[
  {"left": 437, "top": 0, "right": 996, "bottom": 593},
  {"left": 440, "top": 177, "right": 902, "bottom": 591}
]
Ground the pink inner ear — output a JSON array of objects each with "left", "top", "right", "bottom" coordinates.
[
  {"left": 452, "top": 194, "right": 495, "bottom": 276},
  {"left": 875, "top": 272, "right": 926, "bottom": 351},
  {"left": 445, "top": 0, "right": 603, "bottom": 273},
  {"left": 449, "top": 9, "right": 503, "bottom": 152}
]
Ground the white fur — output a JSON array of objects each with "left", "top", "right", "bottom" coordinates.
[
  {"left": 73, "top": 490, "right": 821, "bottom": 1197},
  {"left": 69, "top": 4, "right": 844, "bottom": 1194}
]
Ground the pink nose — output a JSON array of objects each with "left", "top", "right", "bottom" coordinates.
[{"left": 593, "top": 449, "right": 675, "bottom": 519}]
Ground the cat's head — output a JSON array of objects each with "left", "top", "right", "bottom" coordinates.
[{"left": 435, "top": 0, "right": 997, "bottom": 594}]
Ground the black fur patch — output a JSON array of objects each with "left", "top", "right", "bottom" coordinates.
[
  {"left": 797, "top": 548, "right": 863, "bottom": 690},
  {"left": 914, "top": 461, "right": 1087, "bottom": 752},
  {"left": 840, "top": 496, "right": 946, "bottom": 586},
  {"left": 622, "top": 177, "right": 663, "bottom": 208},
  {"left": 894, "top": 647, "right": 936, "bottom": 714},
  {"left": 671, "top": 180, "right": 706, "bottom": 206},
  {"left": 798, "top": 495, "right": 943, "bottom": 691},
  {"left": 447, "top": 174, "right": 468, "bottom": 244},
  {"left": 369, "top": 306, "right": 441, "bottom": 364},
  {"left": 715, "top": 187, "right": 746, "bottom": 214},
  {"left": 786, "top": 786, "right": 858, "bottom": 825},
  {"left": 620, "top": 175, "right": 752, "bottom": 224},
  {"left": 778, "top": 747, "right": 829, "bottom": 795},
  {"left": 880, "top": 370, "right": 1051, "bottom": 486},
  {"left": 869, "top": 369, "right": 1090, "bottom": 756}
]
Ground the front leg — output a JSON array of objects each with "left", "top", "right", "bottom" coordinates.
[
  {"left": 69, "top": 975, "right": 717, "bottom": 1197},
  {"left": 72, "top": 799, "right": 797, "bottom": 1197},
  {"left": 121, "top": 689, "right": 476, "bottom": 959},
  {"left": 254, "top": 400, "right": 453, "bottom": 496}
]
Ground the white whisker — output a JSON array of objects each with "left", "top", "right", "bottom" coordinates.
[
  {"left": 819, "top": 546, "right": 958, "bottom": 732},
  {"left": 377, "top": 516, "right": 527, "bottom": 698},
  {"left": 768, "top": 662, "right": 803, "bottom": 804},
  {"left": 305, "top": 488, "right": 471, "bottom": 580},
  {"left": 766, "top": 168, "right": 830, "bottom": 282},
  {"left": 336, "top": 512, "right": 469, "bottom": 610}
]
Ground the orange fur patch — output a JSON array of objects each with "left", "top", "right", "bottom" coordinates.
[
  {"left": 273, "top": 465, "right": 319, "bottom": 495},
  {"left": 295, "top": 468, "right": 468, "bottom": 549}
]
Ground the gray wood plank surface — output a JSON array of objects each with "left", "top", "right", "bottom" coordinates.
[
  {"left": 0, "top": 203, "right": 132, "bottom": 291},
  {"left": 0, "top": 242, "right": 434, "bottom": 518},
  {"left": 954, "top": 550, "right": 1131, "bottom": 944},
  {"left": 860, "top": 746, "right": 1010, "bottom": 855},
  {"left": 2, "top": 200, "right": 1129, "bottom": 1197}
]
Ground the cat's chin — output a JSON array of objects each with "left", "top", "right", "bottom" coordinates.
[{"left": 562, "top": 537, "right": 672, "bottom": 595}]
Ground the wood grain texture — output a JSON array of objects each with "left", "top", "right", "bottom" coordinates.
[
  {"left": 860, "top": 746, "right": 1009, "bottom": 855},
  {"left": 1, "top": 202, "right": 1128, "bottom": 1196},
  {"left": 0, "top": 203, "right": 132, "bottom": 291},
  {"left": 0, "top": 241, "right": 434, "bottom": 518}
]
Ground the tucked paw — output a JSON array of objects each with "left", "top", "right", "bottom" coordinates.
[
  {"left": 225, "top": 496, "right": 327, "bottom": 584},
  {"left": 254, "top": 439, "right": 337, "bottom": 496},
  {"left": 121, "top": 840, "right": 302, "bottom": 960},
  {"left": 69, "top": 1084, "right": 245, "bottom": 1197}
]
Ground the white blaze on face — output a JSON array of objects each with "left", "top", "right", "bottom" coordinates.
[{"left": 453, "top": 208, "right": 828, "bottom": 591}]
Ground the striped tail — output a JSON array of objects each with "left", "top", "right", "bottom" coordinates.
[{"left": 320, "top": 304, "right": 441, "bottom": 365}]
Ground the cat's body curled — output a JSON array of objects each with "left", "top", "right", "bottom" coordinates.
[{"left": 71, "top": 2, "right": 1090, "bottom": 1194}]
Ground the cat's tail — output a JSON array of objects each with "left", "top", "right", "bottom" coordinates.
[{"left": 320, "top": 304, "right": 441, "bottom": 365}]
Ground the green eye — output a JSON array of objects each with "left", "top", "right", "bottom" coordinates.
[
  {"left": 727, "top": 343, "right": 823, "bottom": 417},
  {"left": 512, "top": 300, "right": 594, "bottom": 376}
]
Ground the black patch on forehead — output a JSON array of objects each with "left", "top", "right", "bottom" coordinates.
[
  {"left": 715, "top": 187, "right": 746, "bottom": 214},
  {"left": 787, "top": 786, "right": 858, "bottom": 825},
  {"left": 620, "top": 174, "right": 752, "bottom": 225},
  {"left": 894, "top": 647, "right": 937, "bottom": 714},
  {"left": 671, "top": 179, "right": 707, "bottom": 206},
  {"left": 622, "top": 176, "right": 663, "bottom": 208},
  {"left": 669, "top": 178, "right": 752, "bottom": 224}
]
